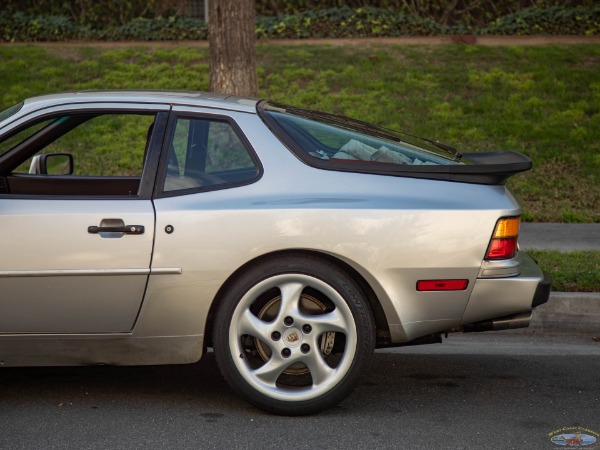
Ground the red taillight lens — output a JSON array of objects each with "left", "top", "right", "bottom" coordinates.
[
  {"left": 486, "top": 238, "right": 518, "bottom": 259},
  {"left": 485, "top": 217, "right": 520, "bottom": 260}
]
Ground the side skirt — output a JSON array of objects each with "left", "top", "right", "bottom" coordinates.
[{"left": 0, "top": 335, "right": 203, "bottom": 367}]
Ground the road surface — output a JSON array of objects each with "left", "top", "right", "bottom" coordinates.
[{"left": 1, "top": 333, "right": 599, "bottom": 449}]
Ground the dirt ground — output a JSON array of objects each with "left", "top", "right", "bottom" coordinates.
[
  {"left": 260, "top": 35, "right": 600, "bottom": 46},
  {"left": 5, "top": 35, "right": 599, "bottom": 49}
]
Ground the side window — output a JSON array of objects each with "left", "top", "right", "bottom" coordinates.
[
  {"left": 0, "top": 112, "right": 156, "bottom": 196},
  {"left": 205, "top": 122, "right": 255, "bottom": 173},
  {"left": 164, "top": 117, "right": 259, "bottom": 192},
  {"left": 13, "top": 114, "right": 153, "bottom": 176}
]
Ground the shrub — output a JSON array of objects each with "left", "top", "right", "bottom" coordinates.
[
  {"left": 1, "top": 0, "right": 180, "bottom": 28},
  {"left": 0, "top": 13, "right": 207, "bottom": 42},
  {"left": 255, "top": 0, "right": 597, "bottom": 28},
  {"left": 107, "top": 16, "right": 207, "bottom": 41},
  {"left": 256, "top": 6, "right": 449, "bottom": 39},
  {"left": 0, "top": 5, "right": 598, "bottom": 42},
  {"left": 0, "top": 12, "right": 88, "bottom": 42},
  {"left": 483, "top": 6, "right": 600, "bottom": 35}
]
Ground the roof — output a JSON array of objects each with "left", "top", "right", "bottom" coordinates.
[{"left": 20, "top": 90, "right": 260, "bottom": 114}]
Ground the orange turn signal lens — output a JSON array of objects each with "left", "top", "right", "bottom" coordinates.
[{"left": 492, "top": 217, "right": 520, "bottom": 239}]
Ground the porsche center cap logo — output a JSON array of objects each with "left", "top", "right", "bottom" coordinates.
[{"left": 283, "top": 328, "right": 302, "bottom": 347}]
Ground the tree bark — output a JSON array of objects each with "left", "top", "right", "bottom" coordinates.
[{"left": 209, "top": 0, "right": 258, "bottom": 97}]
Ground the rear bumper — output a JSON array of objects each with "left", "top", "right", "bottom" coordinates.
[
  {"left": 532, "top": 270, "right": 552, "bottom": 308},
  {"left": 460, "top": 252, "right": 551, "bottom": 327}
]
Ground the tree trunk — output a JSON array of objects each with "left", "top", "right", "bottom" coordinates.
[{"left": 209, "top": 0, "right": 258, "bottom": 97}]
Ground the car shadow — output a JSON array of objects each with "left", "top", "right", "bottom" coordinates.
[{"left": 0, "top": 349, "right": 593, "bottom": 418}]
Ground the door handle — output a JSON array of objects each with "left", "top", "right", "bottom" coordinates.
[
  {"left": 88, "top": 225, "right": 144, "bottom": 234},
  {"left": 88, "top": 218, "right": 145, "bottom": 238}
]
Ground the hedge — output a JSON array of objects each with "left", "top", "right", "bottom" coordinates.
[
  {"left": 2, "top": 0, "right": 595, "bottom": 29},
  {"left": 0, "top": 6, "right": 598, "bottom": 42},
  {"left": 482, "top": 6, "right": 600, "bottom": 35}
]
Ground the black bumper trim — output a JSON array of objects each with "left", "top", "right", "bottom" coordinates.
[{"left": 532, "top": 271, "right": 552, "bottom": 308}]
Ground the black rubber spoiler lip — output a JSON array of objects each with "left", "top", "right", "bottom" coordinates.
[{"left": 455, "top": 151, "right": 533, "bottom": 184}]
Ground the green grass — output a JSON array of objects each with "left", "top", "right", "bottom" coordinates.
[
  {"left": 529, "top": 250, "right": 600, "bottom": 292},
  {"left": 0, "top": 42, "right": 599, "bottom": 222}
]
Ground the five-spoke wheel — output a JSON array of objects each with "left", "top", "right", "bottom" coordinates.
[{"left": 214, "top": 255, "right": 375, "bottom": 415}]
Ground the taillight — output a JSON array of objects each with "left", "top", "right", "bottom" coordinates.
[{"left": 485, "top": 217, "right": 520, "bottom": 260}]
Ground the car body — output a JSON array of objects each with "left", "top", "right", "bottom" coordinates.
[{"left": 0, "top": 91, "right": 550, "bottom": 415}]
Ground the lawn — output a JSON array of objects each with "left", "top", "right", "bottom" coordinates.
[
  {"left": 0, "top": 42, "right": 598, "bottom": 222},
  {"left": 529, "top": 250, "right": 600, "bottom": 292}
]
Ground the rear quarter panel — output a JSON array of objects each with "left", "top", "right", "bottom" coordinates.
[{"left": 139, "top": 112, "right": 521, "bottom": 343}]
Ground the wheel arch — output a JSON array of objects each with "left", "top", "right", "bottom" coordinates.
[{"left": 203, "top": 249, "right": 390, "bottom": 349}]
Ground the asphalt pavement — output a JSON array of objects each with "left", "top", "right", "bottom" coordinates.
[
  {"left": 2, "top": 335, "right": 599, "bottom": 449},
  {"left": 519, "top": 223, "right": 600, "bottom": 252},
  {"left": 518, "top": 223, "right": 600, "bottom": 335}
]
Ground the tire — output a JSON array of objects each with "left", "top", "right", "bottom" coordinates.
[{"left": 213, "top": 254, "right": 375, "bottom": 415}]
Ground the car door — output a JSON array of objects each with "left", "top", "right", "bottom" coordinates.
[{"left": 0, "top": 103, "right": 169, "bottom": 333}]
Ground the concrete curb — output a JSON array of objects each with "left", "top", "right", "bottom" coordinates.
[
  {"left": 527, "top": 292, "right": 600, "bottom": 335},
  {"left": 516, "top": 224, "right": 599, "bottom": 334}
]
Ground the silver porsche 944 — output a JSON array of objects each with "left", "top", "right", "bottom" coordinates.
[{"left": 0, "top": 91, "right": 550, "bottom": 415}]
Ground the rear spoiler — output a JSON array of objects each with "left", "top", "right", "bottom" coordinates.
[
  {"left": 451, "top": 151, "right": 533, "bottom": 184},
  {"left": 302, "top": 151, "right": 532, "bottom": 185}
]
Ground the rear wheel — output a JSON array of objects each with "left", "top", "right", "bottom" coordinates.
[{"left": 213, "top": 255, "right": 375, "bottom": 415}]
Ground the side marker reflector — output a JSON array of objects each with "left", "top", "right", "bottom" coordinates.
[{"left": 417, "top": 279, "right": 469, "bottom": 291}]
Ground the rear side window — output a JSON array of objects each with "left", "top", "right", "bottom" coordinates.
[{"left": 163, "top": 117, "right": 259, "bottom": 193}]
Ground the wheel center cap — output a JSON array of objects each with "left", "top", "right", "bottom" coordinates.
[{"left": 283, "top": 328, "right": 302, "bottom": 348}]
